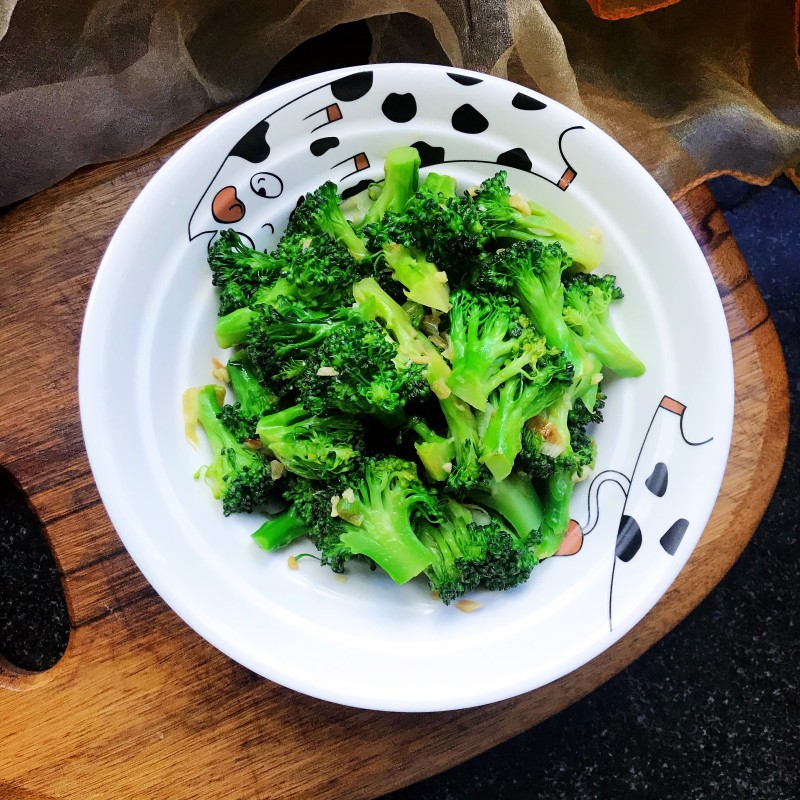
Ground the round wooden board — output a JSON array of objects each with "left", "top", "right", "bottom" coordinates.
[{"left": 0, "top": 111, "right": 789, "bottom": 800}]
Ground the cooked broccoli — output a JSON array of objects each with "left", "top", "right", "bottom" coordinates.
[
  {"left": 353, "top": 277, "right": 486, "bottom": 491},
  {"left": 562, "top": 272, "right": 645, "bottom": 377},
  {"left": 471, "top": 171, "right": 604, "bottom": 270},
  {"left": 256, "top": 404, "right": 363, "bottom": 480},
  {"left": 446, "top": 289, "right": 543, "bottom": 410},
  {"left": 191, "top": 149, "right": 645, "bottom": 604},
  {"left": 360, "top": 149, "right": 452, "bottom": 312},
  {"left": 273, "top": 232, "right": 367, "bottom": 309},
  {"left": 193, "top": 384, "right": 274, "bottom": 515},
  {"left": 251, "top": 476, "right": 325, "bottom": 553},
  {"left": 536, "top": 468, "right": 575, "bottom": 558},
  {"left": 216, "top": 351, "right": 279, "bottom": 441},
  {"left": 207, "top": 229, "right": 282, "bottom": 315},
  {"left": 410, "top": 418, "right": 456, "bottom": 482},
  {"left": 417, "top": 499, "right": 538, "bottom": 604},
  {"left": 480, "top": 348, "right": 574, "bottom": 482},
  {"left": 286, "top": 181, "right": 369, "bottom": 261},
  {"left": 297, "top": 317, "right": 430, "bottom": 425},
  {"left": 468, "top": 471, "right": 544, "bottom": 542},
  {"left": 332, "top": 457, "right": 439, "bottom": 584},
  {"left": 360, "top": 146, "right": 420, "bottom": 227},
  {"left": 244, "top": 301, "right": 360, "bottom": 387}
]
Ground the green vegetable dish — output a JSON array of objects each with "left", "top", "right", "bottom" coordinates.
[{"left": 185, "top": 145, "right": 645, "bottom": 605}]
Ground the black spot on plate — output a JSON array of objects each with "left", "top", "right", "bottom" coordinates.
[
  {"left": 411, "top": 140, "right": 445, "bottom": 168},
  {"left": 382, "top": 93, "right": 417, "bottom": 123},
  {"left": 448, "top": 72, "right": 483, "bottom": 86},
  {"left": 497, "top": 147, "right": 532, "bottom": 172},
  {"left": 660, "top": 519, "right": 689, "bottom": 555},
  {"left": 330, "top": 71, "right": 373, "bottom": 102},
  {"left": 229, "top": 120, "right": 271, "bottom": 163},
  {"left": 512, "top": 92, "right": 547, "bottom": 111},
  {"left": 310, "top": 136, "right": 340, "bottom": 156},
  {"left": 645, "top": 462, "right": 669, "bottom": 497},
  {"left": 452, "top": 104, "right": 489, "bottom": 134},
  {"left": 615, "top": 514, "right": 642, "bottom": 562},
  {"left": 341, "top": 178, "right": 374, "bottom": 201}
]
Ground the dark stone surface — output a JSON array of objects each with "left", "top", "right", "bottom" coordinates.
[{"left": 378, "top": 176, "right": 800, "bottom": 800}]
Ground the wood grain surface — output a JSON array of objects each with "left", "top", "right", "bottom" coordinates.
[{"left": 0, "top": 112, "right": 789, "bottom": 800}]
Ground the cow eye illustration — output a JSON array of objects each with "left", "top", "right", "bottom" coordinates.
[{"left": 250, "top": 172, "right": 283, "bottom": 199}]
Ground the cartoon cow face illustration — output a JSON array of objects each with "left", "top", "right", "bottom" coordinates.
[
  {"left": 554, "top": 395, "right": 715, "bottom": 631},
  {"left": 187, "top": 68, "right": 585, "bottom": 251}
]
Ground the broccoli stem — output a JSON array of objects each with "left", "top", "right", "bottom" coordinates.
[
  {"left": 581, "top": 324, "right": 645, "bottom": 378},
  {"left": 227, "top": 352, "right": 277, "bottom": 417},
  {"left": 470, "top": 472, "right": 544, "bottom": 541},
  {"left": 535, "top": 469, "right": 574, "bottom": 558},
  {"left": 361, "top": 146, "right": 421, "bottom": 227},
  {"left": 422, "top": 172, "right": 457, "bottom": 198},
  {"left": 481, "top": 378, "right": 564, "bottom": 482},
  {"left": 251, "top": 507, "right": 308, "bottom": 551},
  {"left": 338, "top": 508, "right": 433, "bottom": 585},
  {"left": 411, "top": 420, "right": 456, "bottom": 482},
  {"left": 382, "top": 243, "right": 451, "bottom": 312}
]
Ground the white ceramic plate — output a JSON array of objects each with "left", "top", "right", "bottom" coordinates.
[{"left": 79, "top": 64, "right": 734, "bottom": 712}]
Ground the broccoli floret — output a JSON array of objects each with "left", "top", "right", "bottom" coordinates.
[
  {"left": 332, "top": 457, "right": 439, "bottom": 584},
  {"left": 562, "top": 272, "right": 645, "bottom": 377},
  {"left": 468, "top": 471, "right": 544, "bottom": 543},
  {"left": 243, "top": 302, "right": 360, "bottom": 389},
  {"left": 255, "top": 404, "right": 363, "bottom": 480},
  {"left": 520, "top": 391, "right": 605, "bottom": 480},
  {"left": 207, "top": 230, "right": 282, "bottom": 315},
  {"left": 422, "top": 172, "right": 457, "bottom": 198},
  {"left": 216, "top": 351, "right": 279, "bottom": 441},
  {"left": 480, "top": 348, "right": 574, "bottom": 482},
  {"left": 297, "top": 317, "right": 430, "bottom": 425},
  {"left": 446, "top": 289, "right": 543, "bottom": 410},
  {"left": 360, "top": 146, "right": 421, "bottom": 227},
  {"left": 193, "top": 385, "right": 274, "bottom": 515},
  {"left": 410, "top": 418, "right": 456, "bottom": 482},
  {"left": 375, "top": 240, "right": 452, "bottom": 313},
  {"left": 418, "top": 499, "right": 538, "bottom": 603},
  {"left": 471, "top": 171, "right": 603, "bottom": 270},
  {"left": 286, "top": 181, "right": 369, "bottom": 261},
  {"left": 273, "top": 232, "right": 367, "bottom": 309},
  {"left": 387, "top": 184, "right": 487, "bottom": 284},
  {"left": 353, "top": 277, "right": 486, "bottom": 492},
  {"left": 251, "top": 475, "right": 329, "bottom": 554}
]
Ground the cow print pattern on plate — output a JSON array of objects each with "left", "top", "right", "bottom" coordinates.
[
  {"left": 382, "top": 93, "right": 417, "bottom": 123},
  {"left": 615, "top": 515, "right": 642, "bottom": 562},
  {"left": 330, "top": 71, "right": 373, "bottom": 101},
  {"left": 411, "top": 140, "right": 446, "bottom": 168},
  {"left": 512, "top": 92, "right": 547, "bottom": 111},
  {"left": 452, "top": 104, "right": 489, "bottom": 134},
  {"left": 447, "top": 72, "right": 483, "bottom": 85},
  {"left": 497, "top": 147, "right": 532, "bottom": 172},
  {"left": 645, "top": 462, "right": 669, "bottom": 497},
  {"left": 660, "top": 519, "right": 689, "bottom": 555},
  {"left": 310, "top": 137, "right": 340, "bottom": 156},
  {"left": 229, "top": 120, "right": 271, "bottom": 163}
]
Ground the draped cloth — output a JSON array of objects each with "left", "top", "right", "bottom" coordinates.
[{"left": 0, "top": 0, "right": 798, "bottom": 206}]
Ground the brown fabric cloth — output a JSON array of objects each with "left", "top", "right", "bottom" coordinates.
[{"left": 0, "top": 0, "right": 798, "bottom": 207}]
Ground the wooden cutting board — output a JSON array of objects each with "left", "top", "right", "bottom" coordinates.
[{"left": 0, "top": 111, "right": 789, "bottom": 800}]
